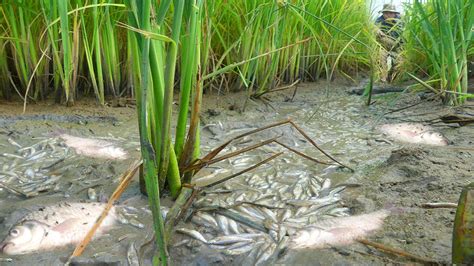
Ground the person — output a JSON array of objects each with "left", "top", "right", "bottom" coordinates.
[{"left": 375, "top": 4, "right": 403, "bottom": 83}]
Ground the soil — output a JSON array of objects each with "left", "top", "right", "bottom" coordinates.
[{"left": 0, "top": 79, "right": 473, "bottom": 265}]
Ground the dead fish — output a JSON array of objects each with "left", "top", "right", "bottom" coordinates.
[
  {"left": 208, "top": 234, "right": 255, "bottom": 245},
  {"left": 176, "top": 228, "right": 208, "bottom": 244},
  {"left": 58, "top": 134, "right": 127, "bottom": 160},
  {"left": 289, "top": 210, "right": 389, "bottom": 249},
  {"left": 7, "top": 138, "right": 22, "bottom": 149},
  {"left": 378, "top": 123, "right": 449, "bottom": 146},
  {"left": 0, "top": 202, "right": 117, "bottom": 255},
  {"left": 223, "top": 241, "right": 258, "bottom": 256},
  {"left": 126, "top": 242, "right": 140, "bottom": 266},
  {"left": 286, "top": 195, "right": 340, "bottom": 207},
  {"left": 216, "top": 214, "right": 230, "bottom": 235},
  {"left": 321, "top": 165, "right": 342, "bottom": 175},
  {"left": 87, "top": 188, "right": 97, "bottom": 201}
]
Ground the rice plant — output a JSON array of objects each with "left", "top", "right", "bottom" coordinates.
[
  {"left": 124, "top": 0, "right": 203, "bottom": 263},
  {"left": 0, "top": 0, "right": 375, "bottom": 104},
  {"left": 403, "top": 0, "right": 474, "bottom": 105}
]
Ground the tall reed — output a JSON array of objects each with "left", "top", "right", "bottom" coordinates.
[
  {"left": 403, "top": 0, "right": 474, "bottom": 104},
  {"left": 0, "top": 0, "right": 374, "bottom": 103}
]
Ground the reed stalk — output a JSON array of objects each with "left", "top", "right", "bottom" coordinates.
[{"left": 404, "top": 0, "right": 473, "bottom": 104}]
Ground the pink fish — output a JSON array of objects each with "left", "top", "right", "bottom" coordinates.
[
  {"left": 59, "top": 134, "right": 127, "bottom": 160},
  {"left": 0, "top": 202, "right": 117, "bottom": 255},
  {"left": 378, "top": 123, "right": 448, "bottom": 146},
  {"left": 288, "top": 210, "right": 389, "bottom": 249}
]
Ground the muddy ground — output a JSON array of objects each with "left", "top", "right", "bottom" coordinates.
[{"left": 0, "top": 80, "right": 473, "bottom": 265}]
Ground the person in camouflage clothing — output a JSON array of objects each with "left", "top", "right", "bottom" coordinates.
[{"left": 375, "top": 4, "right": 403, "bottom": 82}]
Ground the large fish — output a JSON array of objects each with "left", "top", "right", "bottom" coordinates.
[
  {"left": 0, "top": 202, "right": 117, "bottom": 255},
  {"left": 378, "top": 123, "right": 449, "bottom": 146},
  {"left": 59, "top": 134, "right": 127, "bottom": 160},
  {"left": 288, "top": 210, "right": 389, "bottom": 249}
]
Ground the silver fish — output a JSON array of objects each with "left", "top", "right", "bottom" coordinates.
[
  {"left": 208, "top": 235, "right": 255, "bottom": 245},
  {"left": 194, "top": 212, "right": 219, "bottom": 228},
  {"left": 7, "top": 138, "right": 22, "bottom": 149},
  {"left": 126, "top": 242, "right": 140, "bottom": 266},
  {"left": 216, "top": 215, "right": 230, "bottom": 235},
  {"left": 87, "top": 188, "right": 97, "bottom": 201},
  {"left": 255, "top": 242, "right": 277, "bottom": 266},
  {"left": 227, "top": 218, "right": 241, "bottom": 234},
  {"left": 0, "top": 202, "right": 117, "bottom": 255},
  {"left": 176, "top": 228, "right": 208, "bottom": 244},
  {"left": 223, "top": 241, "right": 256, "bottom": 256}
]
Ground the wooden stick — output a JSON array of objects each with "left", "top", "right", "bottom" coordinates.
[
  {"left": 357, "top": 239, "right": 438, "bottom": 264},
  {"left": 67, "top": 159, "right": 142, "bottom": 261},
  {"left": 289, "top": 120, "right": 354, "bottom": 172},
  {"left": 421, "top": 202, "right": 457, "bottom": 209},
  {"left": 203, "top": 152, "right": 283, "bottom": 188},
  {"left": 185, "top": 137, "right": 279, "bottom": 172},
  {"left": 275, "top": 140, "right": 332, "bottom": 165}
]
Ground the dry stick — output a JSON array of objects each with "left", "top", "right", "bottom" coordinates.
[
  {"left": 357, "top": 239, "right": 437, "bottom": 264},
  {"left": 185, "top": 136, "right": 279, "bottom": 172},
  {"left": 290, "top": 83, "right": 299, "bottom": 101},
  {"left": 68, "top": 159, "right": 142, "bottom": 260},
  {"left": 203, "top": 152, "right": 283, "bottom": 188},
  {"left": 289, "top": 120, "right": 354, "bottom": 172},
  {"left": 175, "top": 187, "right": 201, "bottom": 224},
  {"left": 421, "top": 202, "right": 458, "bottom": 209},
  {"left": 254, "top": 79, "right": 300, "bottom": 98},
  {"left": 164, "top": 187, "right": 193, "bottom": 242},
  {"left": 189, "top": 119, "right": 291, "bottom": 169},
  {"left": 383, "top": 92, "right": 441, "bottom": 116},
  {"left": 274, "top": 140, "right": 333, "bottom": 165}
]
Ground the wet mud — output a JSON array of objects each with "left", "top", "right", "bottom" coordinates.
[{"left": 0, "top": 80, "right": 473, "bottom": 265}]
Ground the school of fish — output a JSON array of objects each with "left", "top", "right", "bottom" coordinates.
[{"left": 0, "top": 126, "right": 397, "bottom": 264}]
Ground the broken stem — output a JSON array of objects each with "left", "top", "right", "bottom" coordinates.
[
  {"left": 289, "top": 120, "right": 354, "bottom": 171},
  {"left": 357, "top": 239, "right": 437, "bottom": 264},
  {"left": 68, "top": 159, "right": 142, "bottom": 260},
  {"left": 203, "top": 152, "right": 283, "bottom": 188}
]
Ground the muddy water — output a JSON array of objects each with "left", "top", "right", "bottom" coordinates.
[{"left": 0, "top": 81, "right": 473, "bottom": 265}]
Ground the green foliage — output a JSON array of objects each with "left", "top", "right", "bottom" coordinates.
[
  {"left": 403, "top": 0, "right": 474, "bottom": 105},
  {"left": 0, "top": 0, "right": 374, "bottom": 103}
]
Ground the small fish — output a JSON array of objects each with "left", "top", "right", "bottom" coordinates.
[
  {"left": 227, "top": 218, "right": 241, "bottom": 234},
  {"left": 127, "top": 242, "right": 140, "bottom": 266},
  {"left": 1, "top": 153, "right": 24, "bottom": 160},
  {"left": 194, "top": 212, "right": 218, "bottom": 228},
  {"left": 208, "top": 235, "right": 255, "bottom": 245},
  {"left": 321, "top": 178, "right": 331, "bottom": 189},
  {"left": 286, "top": 195, "right": 340, "bottom": 207},
  {"left": 255, "top": 242, "right": 277, "bottom": 266},
  {"left": 223, "top": 241, "right": 256, "bottom": 256},
  {"left": 7, "top": 138, "right": 22, "bottom": 149},
  {"left": 0, "top": 202, "right": 117, "bottom": 255},
  {"left": 87, "top": 188, "right": 97, "bottom": 201},
  {"left": 128, "top": 218, "right": 144, "bottom": 229},
  {"left": 176, "top": 228, "right": 208, "bottom": 244},
  {"left": 216, "top": 215, "right": 230, "bottom": 235},
  {"left": 321, "top": 165, "right": 342, "bottom": 175}
]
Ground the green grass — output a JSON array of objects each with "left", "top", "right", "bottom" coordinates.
[
  {"left": 403, "top": 0, "right": 474, "bottom": 104},
  {"left": 0, "top": 0, "right": 375, "bottom": 103}
]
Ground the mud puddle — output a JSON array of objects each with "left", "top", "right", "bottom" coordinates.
[{"left": 0, "top": 80, "right": 473, "bottom": 265}]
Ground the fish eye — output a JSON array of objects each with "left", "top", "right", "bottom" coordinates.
[{"left": 9, "top": 228, "right": 20, "bottom": 237}]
